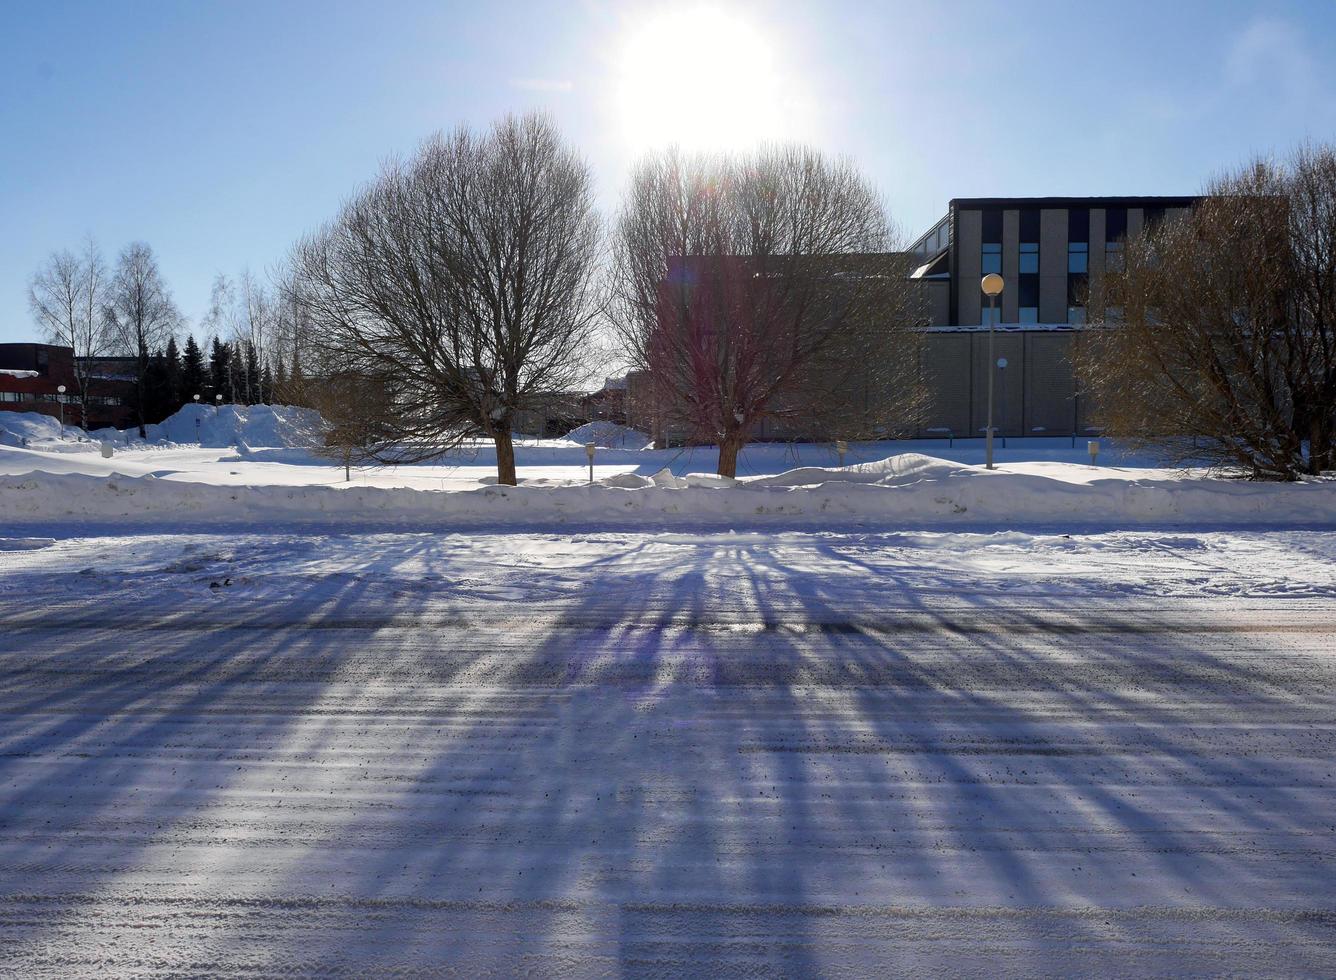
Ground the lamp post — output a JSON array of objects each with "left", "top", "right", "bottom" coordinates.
[
  {"left": 193, "top": 393, "right": 201, "bottom": 441},
  {"left": 56, "top": 384, "right": 66, "bottom": 437},
  {"left": 981, "top": 274, "right": 1004, "bottom": 469}
]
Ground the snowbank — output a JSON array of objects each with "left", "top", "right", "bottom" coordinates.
[
  {"left": 2, "top": 453, "right": 1333, "bottom": 528},
  {"left": 0, "top": 411, "right": 95, "bottom": 449},
  {"left": 145, "top": 403, "right": 325, "bottom": 448},
  {"left": 560, "top": 421, "right": 651, "bottom": 450}
]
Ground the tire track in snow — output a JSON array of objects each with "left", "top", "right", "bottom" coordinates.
[{"left": 0, "top": 613, "right": 1334, "bottom": 975}]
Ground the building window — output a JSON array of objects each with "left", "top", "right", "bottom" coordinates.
[
  {"left": 1068, "top": 273, "right": 1088, "bottom": 324},
  {"left": 1068, "top": 207, "right": 1090, "bottom": 243},
  {"left": 1019, "top": 208, "right": 1040, "bottom": 243},
  {"left": 1105, "top": 207, "right": 1127, "bottom": 244},
  {"left": 1105, "top": 243, "right": 1124, "bottom": 272},
  {"left": 981, "top": 208, "right": 1003, "bottom": 243},
  {"left": 1019, "top": 241, "right": 1039, "bottom": 274},
  {"left": 981, "top": 242, "right": 1001, "bottom": 275},
  {"left": 1018, "top": 274, "right": 1039, "bottom": 323},
  {"left": 1068, "top": 241, "right": 1088, "bottom": 274}
]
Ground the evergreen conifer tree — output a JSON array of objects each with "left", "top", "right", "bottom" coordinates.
[
  {"left": 163, "top": 336, "right": 182, "bottom": 411},
  {"left": 181, "top": 335, "right": 206, "bottom": 404},
  {"left": 209, "top": 337, "right": 230, "bottom": 400},
  {"left": 142, "top": 348, "right": 174, "bottom": 425},
  {"left": 244, "top": 341, "right": 260, "bottom": 405}
]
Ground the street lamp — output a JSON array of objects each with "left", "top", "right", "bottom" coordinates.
[
  {"left": 56, "top": 384, "right": 66, "bottom": 437},
  {"left": 193, "top": 393, "right": 201, "bottom": 441},
  {"left": 981, "top": 274, "right": 1004, "bottom": 469}
]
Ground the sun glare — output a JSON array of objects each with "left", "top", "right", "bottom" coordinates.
[{"left": 615, "top": 6, "right": 794, "bottom": 153}]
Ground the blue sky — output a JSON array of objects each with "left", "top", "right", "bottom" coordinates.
[{"left": 3, "top": 0, "right": 1335, "bottom": 344}]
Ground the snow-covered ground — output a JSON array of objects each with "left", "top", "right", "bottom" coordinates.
[
  {"left": 0, "top": 528, "right": 1334, "bottom": 974},
  {"left": 3, "top": 408, "right": 1335, "bottom": 528},
  {"left": 3, "top": 405, "right": 1335, "bottom": 973}
]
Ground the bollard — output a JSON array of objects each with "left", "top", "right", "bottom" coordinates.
[
  {"left": 585, "top": 441, "right": 596, "bottom": 484},
  {"left": 835, "top": 439, "right": 848, "bottom": 467},
  {"left": 1087, "top": 439, "right": 1100, "bottom": 466}
]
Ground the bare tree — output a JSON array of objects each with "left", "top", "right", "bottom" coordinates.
[
  {"left": 609, "top": 147, "right": 924, "bottom": 477},
  {"left": 28, "top": 238, "right": 108, "bottom": 429},
  {"left": 291, "top": 113, "right": 602, "bottom": 485},
  {"left": 103, "top": 242, "right": 181, "bottom": 436},
  {"left": 287, "top": 356, "right": 393, "bottom": 481},
  {"left": 1076, "top": 146, "right": 1336, "bottom": 479},
  {"left": 200, "top": 270, "right": 280, "bottom": 403}
]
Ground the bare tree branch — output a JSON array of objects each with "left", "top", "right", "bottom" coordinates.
[
  {"left": 289, "top": 113, "right": 603, "bottom": 484},
  {"left": 609, "top": 146, "right": 925, "bottom": 477}
]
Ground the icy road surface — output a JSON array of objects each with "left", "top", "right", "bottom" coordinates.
[{"left": 1, "top": 528, "right": 1335, "bottom": 976}]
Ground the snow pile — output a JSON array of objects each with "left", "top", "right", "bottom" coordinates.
[
  {"left": 0, "top": 411, "right": 94, "bottom": 450},
  {"left": 146, "top": 403, "right": 325, "bottom": 448},
  {"left": 4, "top": 453, "right": 1336, "bottom": 528},
  {"left": 748, "top": 453, "right": 965, "bottom": 488},
  {"left": 0, "top": 411, "right": 65, "bottom": 446},
  {"left": 560, "top": 421, "right": 651, "bottom": 450}
]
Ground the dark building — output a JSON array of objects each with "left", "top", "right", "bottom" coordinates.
[
  {"left": 909, "top": 196, "right": 1198, "bottom": 439},
  {"left": 0, "top": 343, "right": 134, "bottom": 430}
]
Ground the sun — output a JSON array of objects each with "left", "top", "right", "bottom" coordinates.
[{"left": 615, "top": 6, "right": 793, "bottom": 153}]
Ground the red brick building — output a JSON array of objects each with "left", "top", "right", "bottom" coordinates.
[{"left": 0, "top": 343, "right": 134, "bottom": 430}]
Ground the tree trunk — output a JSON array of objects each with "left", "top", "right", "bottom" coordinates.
[
  {"left": 494, "top": 429, "right": 517, "bottom": 486},
  {"left": 1310, "top": 417, "right": 1332, "bottom": 475},
  {"left": 136, "top": 378, "right": 148, "bottom": 440},
  {"left": 717, "top": 433, "right": 742, "bottom": 479}
]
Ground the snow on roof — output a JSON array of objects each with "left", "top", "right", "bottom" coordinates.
[
  {"left": 923, "top": 322, "right": 1081, "bottom": 333},
  {"left": 0, "top": 369, "right": 39, "bottom": 379}
]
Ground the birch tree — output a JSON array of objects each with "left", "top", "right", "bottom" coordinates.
[
  {"left": 103, "top": 242, "right": 181, "bottom": 436},
  {"left": 28, "top": 239, "right": 109, "bottom": 429}
]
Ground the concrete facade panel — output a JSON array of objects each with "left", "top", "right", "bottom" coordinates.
[
  {"left": 1088, "top": 209, "right": 1106, "bottom": 280},
  {"left": 956, "top": 209, "right": 982, "bottom": 327},
  {"left": 1039, "top": 208, "right": 1068, "bottom": 323},
  {"left": 1002, "top": 209, "right": 1020, "bottom": 323},
  {"left": 923, "top": 281, "right": 949, "bottom": 327}
]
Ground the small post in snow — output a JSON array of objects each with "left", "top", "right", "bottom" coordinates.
[
  {"left": 585, "top": 442, "right": 596, "bottom": 484},
  {"left": 193, "top": 393, "right": 201, "bottom": 441},
  {"left": 835, "top": 439, "right": 848, "bottom": 467},
  {"left": 1088, "top": 439, "right": 1100, "bottom": 466}
]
